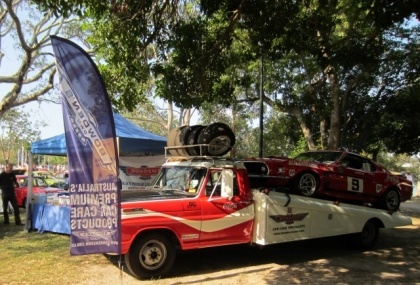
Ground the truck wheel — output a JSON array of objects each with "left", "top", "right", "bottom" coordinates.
[
  {"left": 377, "top": 189, "right": 401, "bottom": 211},
  {"left": 349, "top": 220, "right": 379, "bottom": 250},
  {"left": 197, "top": 122, "right": 235, "bottom": 156},
  {"left": 125, "top": 233, "right": 176, "bottom": 280},
  {"left": 295, "top": 172, "right": 319, "bottom": 197}
]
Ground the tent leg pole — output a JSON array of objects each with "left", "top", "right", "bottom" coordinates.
[{"left": 24, "top": 152, "right": 33, "bottom": 232}]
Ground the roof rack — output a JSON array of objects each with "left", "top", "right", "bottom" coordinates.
[
  {"left": 164, "top": 144, "right": 232, "bottom": 158},
  {"left": 164, "top": 144, "right": 236, "bottom": 166}
]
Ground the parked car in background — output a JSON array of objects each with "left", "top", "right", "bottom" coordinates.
[
  {"left": 50, "top": 170, "right": 69, "bottom": 190},
  {"left": 53, "top": 170, "right": 68, "bottom": 182},
  {"left": 243, "top": 150, "right": 413, "bottom": 211},
  {"left": 14, "top": 175, "right": 66, "bottom": 208},
  {"left": 12, "top": 168, "right": 26, "bottom": 175},
  {"left": 49, "top": 181, "right": 69, "bottom": 190},
  {"left": 31, "top": 170, "right": 56, "bottom": 185}
]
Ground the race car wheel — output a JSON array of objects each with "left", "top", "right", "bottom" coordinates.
[
  {"left": 296, "top": 172, "right": 319, "bottom": 197},
  {"left": 197, "top": 122, "right": 235, "bottom": 156},
  {"left": 349, "top": 219, "right": 379, "bottom": 250},
  {"left": 378, "top": 188, "right": 401, "bottom": 211},
  {"left": 125, "top": 233, "right": 176, "bottom": 280}
]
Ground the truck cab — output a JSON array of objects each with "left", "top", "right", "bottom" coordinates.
[{"left": 121, "top": 157, "right": 255, "bottom": 279}]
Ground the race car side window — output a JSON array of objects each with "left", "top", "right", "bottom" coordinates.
[
  {"left": 342, "top": 154, "right": 376, "bottom": 172},
  {"left": 342, "top": 154, "right": 363, "bottom": 169},
  {"left": 362, "top": 159, "right": 376, "bottom": 172}
]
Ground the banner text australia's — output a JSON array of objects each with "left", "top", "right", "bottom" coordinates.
[{"left": 51, "top": 36, "right": 121, "bottom": 255}]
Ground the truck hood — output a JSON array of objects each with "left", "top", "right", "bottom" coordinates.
[{"left": 121, "top": 188, "right": 190, "bottom": 203}]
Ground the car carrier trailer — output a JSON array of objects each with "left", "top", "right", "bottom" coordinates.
[{"left": 118, "top": 149, "right": 412, "bottom": 279}]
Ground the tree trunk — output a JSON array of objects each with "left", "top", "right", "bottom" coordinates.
[
  {"left": 290, "top": 106, "right": 316, "bottom": 150},
  {"left": 167, "top": 101, "right": 173, "bottom": 134},
  {"left": 320, "top": 119, "right": 327, "bottom": 149},
  {"left": 327, "top": 71, "right": 341, "bottom": 150}
]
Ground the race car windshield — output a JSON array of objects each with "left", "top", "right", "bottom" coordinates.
[{"left": 294, "top": 151, "right": 342, "bottom": 163}]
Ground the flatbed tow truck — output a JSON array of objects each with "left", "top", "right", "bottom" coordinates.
[{"left": 119, "top": 145, "right": 412, "bottom": 279}]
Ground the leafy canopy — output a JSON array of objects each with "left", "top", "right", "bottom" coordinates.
[{"left": 33, "top": 0, "right": 420, "bottom": 155}]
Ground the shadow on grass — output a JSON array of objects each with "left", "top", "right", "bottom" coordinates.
[{"left": 0, "top": 207, "right": 28, "bottom": 239}]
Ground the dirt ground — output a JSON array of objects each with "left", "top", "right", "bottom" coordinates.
[
  {"left": 69, "top": 199, "right": 420, "bottom": 285},
  {"left": 77, "top": 199, "right": 420, "bottom": 285},
  {"left": 78, "top": 224, "right": 420, "bottom": 285}
]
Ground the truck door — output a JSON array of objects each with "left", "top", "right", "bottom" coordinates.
[{"left": 199, "top": 168, "right": 254, "bottom": 247}]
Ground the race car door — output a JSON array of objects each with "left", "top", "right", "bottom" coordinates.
[{"left": 333, "top": 153, "right": 377, "bottom": 196}]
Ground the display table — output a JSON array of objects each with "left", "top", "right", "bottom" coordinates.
[
  {"left": 32, "top": 194, "right": 70, "bottom": 235},
  {"left": 33, "top": 203, "right": 70, "bottom": 234}
]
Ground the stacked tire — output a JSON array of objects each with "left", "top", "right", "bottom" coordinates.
[{"left": 167, "top": 122, "right": 235, "bottom": 157}]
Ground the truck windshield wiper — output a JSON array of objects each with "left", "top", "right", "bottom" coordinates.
[{"left": 158, "top": 188, "right": 190, "bottom": 197}]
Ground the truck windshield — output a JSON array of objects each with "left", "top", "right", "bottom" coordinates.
[{"left": 151, "top": 166, "right": 207, "bottom": 195}]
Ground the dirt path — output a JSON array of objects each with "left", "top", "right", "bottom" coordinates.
[{"left": 78, "top": 201, "right": 420, "bottom": 285}]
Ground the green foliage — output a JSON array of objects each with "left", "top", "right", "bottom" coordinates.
[
  {"left": 379, "top": 84, "right": 420, "bottom": 155},
  {"left": 98, "top": 65, "right": 150, "bottom": 112},
  {"left": 0, "top": 109, "right": 43, "bottom": 164},
  {"left": 32, "top": 0, "right": 420, "bottom": 156},
  {"left": 121, "top": 102, "right": 169, "bottom": 137},
  {"left": 289, "top": 137, "right": 310, "bottom": 158},
  {"left": 261, "top": 110, "right": 302, "bottom": 157}
]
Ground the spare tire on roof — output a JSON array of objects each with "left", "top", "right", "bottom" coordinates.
[
  {"left": 175, "top": 126, "right": 196, "bottom": 157},
  {"left": 167, "top": 127, "right": 184, "bottom": 156},
  {"left": 197, "top": 122, "right": 235, "bottom": 156},
  {"left": 186, "top": 125, "right": 206, "bottom": 156}
]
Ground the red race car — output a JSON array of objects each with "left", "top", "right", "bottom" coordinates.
[
  {"left": 243, "top": 150, "right": 413, "bottom": 211},
  {"left": 15, "top": 175, "right": 66, "bottom": 208}
]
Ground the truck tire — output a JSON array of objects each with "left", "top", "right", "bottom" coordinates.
[
  {"left": 174, "top": 126, "right": 190, "bottom": 157},
  {"left": 186, "top": 125, "right": 206, "bottom": 156},
  {"left": 349, "top": 219, "right": 379, "bottom": 250},
  {"left": 167, "top": 128, "right": 181, "bottom": 156},
  {"left": 177, "top": 125, "right": 200, "bottom": 157},
  {"left": 376, "top": 188, "right": 401, "bottom": 212},
  {"left": 125, "top": 233, "right": 176, "bottom": 280},
  {"left": 295, "top": 172, "right": 319, "bottom": 197},
  {"left": 197, "top": 122, "right": 235, "bottom": 156}
]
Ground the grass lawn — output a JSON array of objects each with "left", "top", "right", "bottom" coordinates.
[{"left": 0, "top": 209, "right": 120, "bottom": 284}]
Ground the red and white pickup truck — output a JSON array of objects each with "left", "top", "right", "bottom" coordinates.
[{"left": 120, "top": 149, "right": 412, "bottom": 280}]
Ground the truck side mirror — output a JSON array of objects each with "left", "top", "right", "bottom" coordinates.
[{"left": 221, "top": 169, "right": 234, "bottom": 198}]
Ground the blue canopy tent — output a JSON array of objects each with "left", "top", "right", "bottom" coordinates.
[
  {"left": 31, "top": 113, "right": 166, "bottom": 156},
  {"left": 26, "top": 113, "right": 166, "bottom": 233}
]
